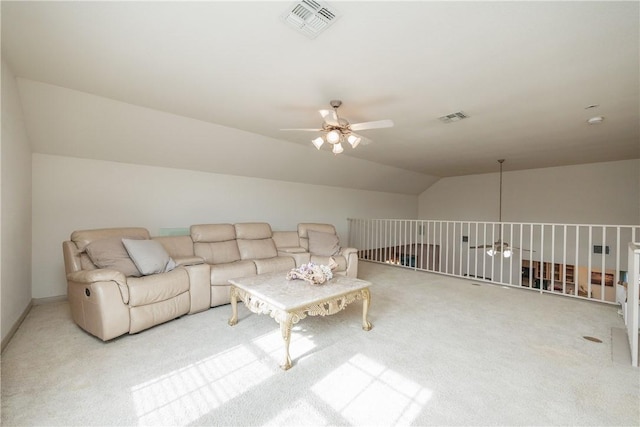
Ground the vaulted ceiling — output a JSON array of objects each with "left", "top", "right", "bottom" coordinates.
[{"left": 3, "top": 1, "right": 638, "bottom": 194}]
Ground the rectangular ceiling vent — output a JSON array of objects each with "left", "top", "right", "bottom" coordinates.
[
  {"left": 282, "top": 0, "right": 340, "bottom": 39},
  {"left": 438, "top": 111, "right": 469, "bottom": 124}
]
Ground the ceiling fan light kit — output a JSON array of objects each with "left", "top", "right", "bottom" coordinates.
[
  {"left": 282, "top": 99, "right": 393, "bottom": 155},
  {"left": 470, "top": 159, "right": 532, "bottom": 258}
]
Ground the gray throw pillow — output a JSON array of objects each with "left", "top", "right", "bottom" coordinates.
[
  {"left": 122, "top": 238, "right": 176, "bottom": 276},
  {"left": 85, "top": 237, "right": 142, "bottom": 277},
  {"left": 307, "top": 230, "right": 341, "bottom": 257}
]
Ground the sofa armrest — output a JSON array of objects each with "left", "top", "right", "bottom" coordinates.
[
  {"left": 67, "top": 269, "right": 130, "bottom": 304},
  {"left": 338, "top": 247, "right": 358, "bottom": 278},
  {"left": 183, "top": 263, "right": 210, "bottom": 314},
  {"left": 66, "top": 278, "right": 131, "bottom": 340},
  {"left": 67, "top": 268, "right": 126, "bottom": 284},
  {"left": 174, "top": 256, "right": 205, "bottom": 266}
]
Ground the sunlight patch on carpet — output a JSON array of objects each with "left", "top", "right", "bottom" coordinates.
[
  {"left": 263, "top": 398, "right": 328, "bottom": 426},
  {"left": 131, "top": 344, "right": 275, "bottom": 425},
  {"left": 252, "top": 327, "right": 317, "bottom": 363},
  {"left": 311, "top": 354, "right": 433, "bottom": 425}
]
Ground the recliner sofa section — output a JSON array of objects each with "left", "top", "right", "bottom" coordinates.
[
  {"left": 190, "top": 222, "right": 295, "bottom": 307},
  {"left": 63, "top": 228, "right": 210, "bottom": 341},
  {"left": 63, "top": 222, "right": 358, "bottom": 340}
]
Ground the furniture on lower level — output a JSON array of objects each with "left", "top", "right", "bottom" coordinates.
[
  {"left": 359, "top": 243, "right": 440, "bottom": 271},
  {"left": 521, "top": 259, "right": 617, "bottom": 301}
]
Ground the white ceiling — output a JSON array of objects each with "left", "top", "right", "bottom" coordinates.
[{"left": 2, "top": 1, "right": 639, "bottom": 188}]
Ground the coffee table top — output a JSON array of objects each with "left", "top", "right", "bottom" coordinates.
[{"left": 228, "top": 272, "right": 371, "bottom": 312}]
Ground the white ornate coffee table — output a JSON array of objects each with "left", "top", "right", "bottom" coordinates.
[{"left": 228, "top": 272, "right": 372, "bottom": 370}]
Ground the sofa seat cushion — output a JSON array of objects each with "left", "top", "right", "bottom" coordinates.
[
  {"left": 254, "top": 256, "right": 296, "bottom": 275},
  {"left": 127, "top": 268, "right": 190, "bottom": 307},
  {"left": 210, "top": 260, "right": 256, "bottom": 286},
  {"left": 237, "top": 238, "right": 278, "bottom": 260},
  {"left": 310, "top": 255, "right": 347, "bottom": 272},
  {"left": 277, "top": 246, "right": 306, "bottom": 253}
]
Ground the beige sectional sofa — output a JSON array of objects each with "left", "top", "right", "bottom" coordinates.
[{"left": 62, "top": 222, "right": 357, "bottom": 341}]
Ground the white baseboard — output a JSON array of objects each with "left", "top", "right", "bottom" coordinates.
[
  {"left": 32, "top": 295, "right": 67, "bottom": 305},
  {"left": 1, "top": 296, "right": 67, "bottom": 353},
  {"left": 1, "top": 300, "right": 33, "bottom": 354}
]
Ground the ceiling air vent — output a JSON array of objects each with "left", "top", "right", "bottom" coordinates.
[
  {"left": 282, "top": 0, "right": 340, "bottom": 39},
  {"left": 438, "top": 111, "right": 469, "bottom": 124}
]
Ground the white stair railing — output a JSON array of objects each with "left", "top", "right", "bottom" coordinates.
[{"left": 348, "top": 219, "right": 640, "bottom": 305}]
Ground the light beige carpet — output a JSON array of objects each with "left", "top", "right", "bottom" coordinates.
[{"left": 2, "top": 262, "right": 638, "bottom": 426}]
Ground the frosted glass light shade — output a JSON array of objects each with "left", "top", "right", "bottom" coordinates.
[
  {"left": 503, "top": 249, "right": 512, "bottom": 258},
  {"left": 486, "top": 249, "right": 496, "bottom": 257},
  {"left": 326, "top": 130, "right": 341, "bottom": 144},
  {"left": 332, "top": 142, "right": 344, "bottom": 154},
  {"left": 347, "top": 134, "right": 361, "bottom": 148},
  {"left": 312, "top": 137, "right": 324, "bottom": 150}
]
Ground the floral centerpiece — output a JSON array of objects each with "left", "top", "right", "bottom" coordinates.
[{"left": 286, "top": 259, "right": 337, "bottom": 285}]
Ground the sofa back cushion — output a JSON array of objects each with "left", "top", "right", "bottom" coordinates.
[
  {"left": 70, "top": 227, "right": 150, "bottom": 274},
  {"left": 235, "top": 223, "right": 278, "bottom": 260},
  {"left": 152, "top": 235, "right": 195, "bottom": 258},
  {"left": 71, "top": 227, "right": 150, "bottom": 251},
  {"left": 85, "top": 237, "right": 142, "bottom": 277},
  {"left": 237, "top": 239, "right": 278, "bottom": 260},
  {"left": 273, "top": 231, "right": 302, "bottom": 250},
  {"left": 297, "top": 223, "right": 338, "bottom": 251},
  {"left": 191, "top": 224, "right": 240, "bottom": 264},
  {"left": 191, "top": 224, "right": 236, "bottom": 243},
  {"left": 307, "top": 229, "right": 341, "bottom": 256},
  {"left": 234, "top": 222, "right": 272, "bottom": 240}
]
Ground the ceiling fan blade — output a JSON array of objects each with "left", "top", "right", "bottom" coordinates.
[
  {"left": 319, "top": 109, "right": 338, "bottom": 126},
  {"left": 351, "top": 132, "right": 373, "bottom": 146},
  {"left": 470, "top": 245, "right": 492, "bottom": 249},
  {"left": 350, "top": 119, "right": 394, "bottom": 131},
  {"left": 509, "top": 246, "right": 534, "bottom": 252},
  {"left": 280, "top": 128, "right": 323, "bottom": 131}
]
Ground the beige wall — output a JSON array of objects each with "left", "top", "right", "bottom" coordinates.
[
  {"left": 1, "top": 59, "right": 33, "bottom": 344},
  {"left": 418, "top": 159, "right": 640, "bottom": 225},
  {"left": 32, "top": 153, "right": 418, "bottom": 299}
]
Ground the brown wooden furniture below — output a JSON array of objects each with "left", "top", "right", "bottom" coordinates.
[
  {"left": 521, "top": 260, "right": 616, "bottom": 301},
  {"left": 359, "top": 244, "right": 440, "bottom": 271}
]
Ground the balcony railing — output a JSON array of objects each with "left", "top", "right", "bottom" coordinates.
[{"left": 348, "top": 219, "right": 640, "bottom": 304}]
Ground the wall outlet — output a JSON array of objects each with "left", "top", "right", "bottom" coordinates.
[{"left": 462, "top": 235, "right": 469, "bottom": 242}]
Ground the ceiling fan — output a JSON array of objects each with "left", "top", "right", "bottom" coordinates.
[
  {"left": 470, "top": 159, "right": 532, "bottom": 258},
  {"left": 281, "top": 100, "right": 394, "bottom": 154}
]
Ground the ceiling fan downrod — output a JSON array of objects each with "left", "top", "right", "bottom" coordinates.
[{"left": 498, "top": 159, "right": 504, "bottom": 224}]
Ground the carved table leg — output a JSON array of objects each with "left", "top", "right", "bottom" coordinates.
[
  {"left": 228, "top": 287, "right": 238, "bottom": 326},
  {"left": 279, "top": 313, "right": 294, "bottom": 370},
  {"left": 362, "top": 289, "right": 372, "bottom": 331}
]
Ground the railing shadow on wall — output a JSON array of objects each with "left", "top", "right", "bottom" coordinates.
[{"left": 348, "top": 219, "right": 640, "bottom": 305}]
